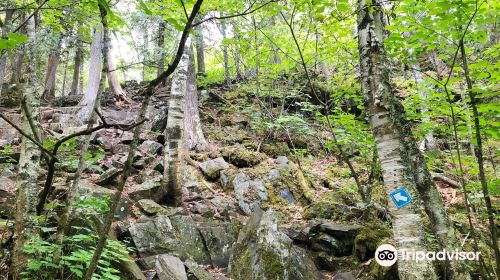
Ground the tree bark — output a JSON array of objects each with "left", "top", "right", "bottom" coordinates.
[
  {"left": 11, "top": 15, "right": 42, "bottom": 279},
  {"left": 106, "top": 41, "right": 126, "bottom": 101},
  {"left": 157, "top": 21, "right": 166, "bottom": 77},
  {"left": 358, "top": 1, "right": 469, "bottom": 279},
  {"left": 43, "top": 37, "right": 62, "bottom": 100},
  {"left": 460, "top": 39, "right": 500, "bottom": 277},
  {"left": 163, "top": 37, "right": 191, "bottom": 206},
  {"left": 61, "top": 52, "right": 68, "bottom": 96},
  {"left": 194, "top": 22, "right": 205, "bottom": 75},
  {"left": 413, "top": 65, "right": 437, "bottom": 151},
  {"left": 184, "top": 42, "right": 207, "bottom": 151},
  {"left": 219, "top": 18, "right": 230, "bottom": 85},
  {"left": 357, "top": 1, "right": 437, "bottom": 279},
  {"left": 78, "top": 28, "right": 103, "bottom": 120},
  {"left": 69, "top": 38, "right": 83, "bottom": 96},
  {"left": 0, "top": 8, "right": 14, "bottom": 95}
]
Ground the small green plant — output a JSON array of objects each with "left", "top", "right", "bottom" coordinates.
[{"left": 21, "top": 195, "right": 130, "bottom": 279}]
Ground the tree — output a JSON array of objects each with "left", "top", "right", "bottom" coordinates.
[
  {"left": 11, "top": 15, "right": 42, "bottom": 279},
  {"left": 77, "top": 28, "right": 103, "bottom": 120},
  {"left": 42, "top": 36, "right": 62, "bottom": 100},
  {"left": 69, "top": 36, "right": 83, "bottom": 96},
  {"left": 357, "top": 0, "right": 437, "bottom": 278}
]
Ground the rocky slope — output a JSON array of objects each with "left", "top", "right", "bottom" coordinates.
[{"left": 0, "top": 84, "right": 414, "bottom": 280}]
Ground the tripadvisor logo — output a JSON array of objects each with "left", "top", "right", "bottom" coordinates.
[{"left": 375, "top": 244, "right": 481, "bottom": 267}]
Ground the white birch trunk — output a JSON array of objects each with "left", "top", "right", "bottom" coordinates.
[
  {"left": 162, "top": 37, "right": 191, "bottom": 206},
  {"left": 106, "top": 41, "right": 126, "bottom": 101},
  {"left": 357, "top": 1, "right": 437, "bottom": 278},
  {"left": 12, "top": 16, "right": 42, "bottom": 279},
  {"left": 184, "top": 43, "right": 207, "bottom": 152},
  {"left": 78, "top": 28, "right": 103, "bottom": 120}
]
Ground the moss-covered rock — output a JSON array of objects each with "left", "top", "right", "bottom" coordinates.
[
  {"left": 221, "top": 146, "right": 265, "bottom": 167},
  {"left": 228, "top": 209, "right": 320, "bottom": 280},
  {"left": 262, "top": 142, "right": 290, "bottom": 157},
  {"left": 354, "top": 224, "right": 392, "bottom": 261}
]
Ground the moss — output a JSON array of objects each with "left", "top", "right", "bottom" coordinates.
[
  {"left": 262, "top": 142, "right": 290, "bottom": 157},
  {"left": 222, "top": 146, "right": 265, "bottom": 167},
  {"left": 354, "top": 223, "right": 392, "bottom": 261},
  {"left": 258, "top": 247, "right": 285, "bottom": 280}
]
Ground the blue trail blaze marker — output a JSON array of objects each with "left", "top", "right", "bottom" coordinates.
[{"left": 390, "top": 188, "right": 413, "bottom": 208}]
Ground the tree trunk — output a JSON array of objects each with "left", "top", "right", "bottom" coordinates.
[
  {"left": 184, "top": 42, "right": 207, "bottom": 151},
  {"left": 357, "top": 1, "right": 437, "bottom": 279},
  {"left": 11, "top": 15, "right": 42, "bottom": 279},
  {"left": 413, "top": 65, "right": 437, "bottom": 151},
  {"left": 157, "top": 21, "right": 166, "bottom": 77},
  {"left": 219, "top": 18, "right": 230, "bottom": 85},
  {"left": 43, "top": 37, "right": 62, "bottom": 100},
  {"left": 69, "top": 38, "right": 83, "bottom": 96},
  {"left": 0, "top": 8, "right": 14, "bottom": 95},
  {"left": 61, "top": 52, "right": 68, "bottom": 96},
  {"left": 357, "top": 1, "right": 468, "bottom": 279},
  {"left": 460, "top": 39, "right": 500, "bottom": 277},
  {"left": 106, "top": 41, "right": 126, "bottom": 101},
  {"left": 194, "top": 23, "right": 205, "bottom": 75},
  {"left": 162, "top": 37, "right": 191, "bottom": 206},
  {"left": 78, "top": 28, "right": 103, "bottom": 120}
]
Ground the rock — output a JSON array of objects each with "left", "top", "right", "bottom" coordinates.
[
  {"left": 266, "top": 169, "right": 281, "bottom": 181},
  {"left": 229, "top": 209, "right": 320, "bottom": 280},
  {"left": 119, "top": 132, "right": 134, "bottom": 144},
  {"left": 262, "top": 142, "right": 290, "bottom": 157},
  {"left": 303, "top": 201, "right": 363, "bottom": 220},
  {"left": 155, "top": 255, "right": 188, "bottom": 280},
  {"left": 139, "top": 140, "right": 163, "bottom": 155},
  {"left": 128, "top": 179, "right": 164, "bottom": 202},
  {"left": 0, "top": 177, "right": 15, "bottom": 217},
  {"left": 199, "top": 157, "right": 229, "bottom": 180},
  {"left": 51, "top": 113, "right": 83, "bottom": 128},
  {"left": 184, "top": 259, "right": 216, "bottom": 280},
  {"left": 138, "top": 199, "right": 166, "bottom": 215},
  {"left": 95, "top": 167, "right": 122, "bottom": 185},
  {"left": 354, "top": 224, "right": 392, "bottom": 261},
  {"left": 309, "top": 223, "right": 362, "bottom": 257},
  {"left": 232, "top": 173, "right": 268, "bottom": 215},
  {"left": 192, "top": 202, "right": 212, "bottom": 217},
  {"left": 129, "top": 215, "right": 210, "bottom": 264},
  {"left": 274, "top": 156, "right": 291, "bottom": 170},
  {"left": 197, "top": 220, "right": 241, "bottom": 267},
  {"left": 333, "top": 272, "right": 355, "bottom": 280},
  {"left": 221, "top": 146, "right": 264, "bottom": 167},
  {"left": 219, "top": 169, "right": 237, "bottom": 190},
  {"left": 279, "top": 188, "right": 295, "bottom": 203},
  {"left": 0, "top": 219, "right": 13, "bottom": 245},
  {"left": 76, "top": 179, "right": 116, "bottom": 199},
  {"left": 151, "top": 106, "right": 168, "bottom": 132},
  {"left": 51, "top": 95, "right": 82, "bottom": 106}
]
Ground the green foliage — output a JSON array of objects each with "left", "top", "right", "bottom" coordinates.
[{"left": 21, "top": 196, "right": 130, "bottom": 280}]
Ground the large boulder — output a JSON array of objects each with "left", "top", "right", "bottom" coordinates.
[
  {"left": 309, "top": 222, "right": 362, "bottom": 257},
  {"left": 221, "top": 146, "right": 264, "bottom": 167},
  {"left": 229, "top": 209, "right": 320, "bottom": 280},
  {"left": 129, "top": 215, "right": 210, "bottom": 264},
  {"left": 232, "top": 173, "right": 268, "bottom": 215},
  {"left": 199, "top": 157, "right": 229, "bottom": 180},
  {"left": 184, "top": 259, "right": 216, "bottom": 280},
  {"left": 155, "top": 255, "right": 188, "bottom": 280},
  {"left": 128, "top": 177, "right": 164, "bottom": 202},
  {"left": 196, "top": 220, "right": 241, "bottom": 267}
]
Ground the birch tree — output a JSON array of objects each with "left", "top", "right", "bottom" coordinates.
[
  {"left": 77, "top": 28, "right": 103, "bottom": 119},
  {"left": 11, "top": 15, "right": 42, "bottom": 279},
  {"left": 357, "top": 1, "right": 436, "bottom": 278}
]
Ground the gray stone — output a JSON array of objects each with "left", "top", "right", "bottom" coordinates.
[
  {"left": 309, "top": 223, "right": 362, "bottom": 257},
  {"left": 266, "top": 169, "right": 281, "bottom": 181},
  {"left": 95, "top": 167, "right": 121, "bottom": 185},
  {"left": 232, "top": 173, "right": 268, "bottom": 215},
  {"left": 228, "top": 209, "right": 320, "bottom": 280},
  {"left": 155, "top": 255, "right": 188, "bottom": 280},
  {"left": 184, "top": 259, "right": 216, "bottom": 280},
  {"left": 199, "top": 157, "right": 229, "bottom": 180},
  {"left": 128, "top": 179, "right": 163, "bottom": 202},
  {"left": 274, "top": 156, "right": 291, "bottom": 170},
  {"left": 196, "top": 220, "right": 241, "bottom": 267},
  {"left": 138, "top": 199, "right": 166, "bottom": 215},
  {"left": 279, "top": 188, "right": 295, "bottom": 203},
  {"left": 129, "top": 215, "right": 210, "bottom": 264},
  {"left": 192, "top": 202, "right": 212, "bottom": 217},
  {"left": 333, "top": 272, "right": 355, "bottom": 280},
  {"left": 139, "top": 140, "right": 163, "bottom": 155}
]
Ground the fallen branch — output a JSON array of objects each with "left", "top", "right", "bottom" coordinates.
[{"left": 432, "top": 173, "right": 461, "bottom": 188}]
